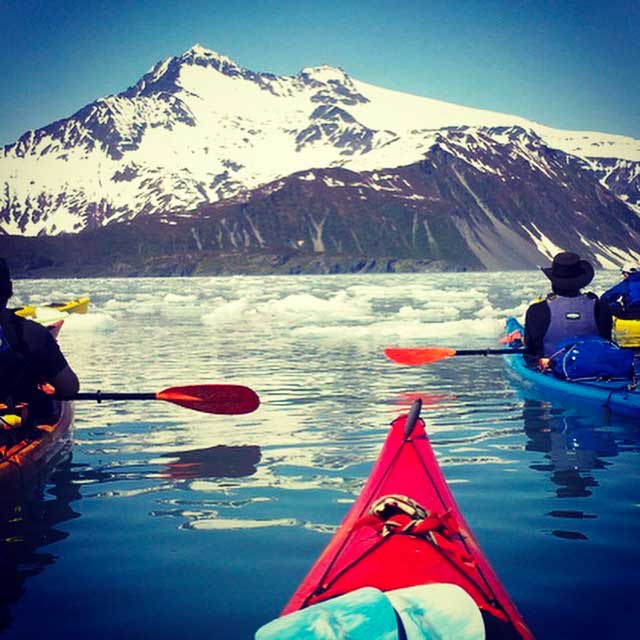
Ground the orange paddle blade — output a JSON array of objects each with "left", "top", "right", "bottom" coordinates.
[
  {"left": 156, "top": 384, "right": 260, "bottom": 414},
  {"left": 384, "top": 347, "right": 457, "bottom": 366}
]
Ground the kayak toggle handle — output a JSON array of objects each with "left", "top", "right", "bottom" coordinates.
[{"left": 404, "top": 399, "right": 422, "bottom": 438}]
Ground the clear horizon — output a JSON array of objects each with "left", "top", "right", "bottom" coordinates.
[{"left": 2, "top": 0, "right": 639, "bottom": 147}]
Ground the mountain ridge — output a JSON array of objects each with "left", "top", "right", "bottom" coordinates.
[{"left": 2, "top": 45, "right": 640, "bottom": 274}]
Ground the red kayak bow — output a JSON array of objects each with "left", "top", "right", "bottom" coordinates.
[{"left": 282, "top": 401, "right": 534, "bottom": 639}]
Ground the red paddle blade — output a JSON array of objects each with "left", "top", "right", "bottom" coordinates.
[
  {"left": 156, "top": 384, "right": 260, "bottom": 415},
  {"left": 384, "top": 347, "right": 457, "bottom": 366}
]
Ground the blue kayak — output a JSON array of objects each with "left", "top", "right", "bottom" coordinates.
[
  {"left": 504, "top": 353, "right": 640, "bottom": 419},
  {"left": 503, "top": 316, "right": 640, "bottom": 420}
]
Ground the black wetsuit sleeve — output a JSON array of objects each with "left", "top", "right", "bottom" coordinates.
[
  {"left": 594, "top": 297, "right": 613, "bottom": 340},
  {"left": 524, "top": 300, "right": 550, "bottom": 360},
  {"left": 22, "top": 321, "right": 70, "bottom": 380}
]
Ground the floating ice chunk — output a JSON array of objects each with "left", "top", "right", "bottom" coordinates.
[
  {"left": 164, "top": 293, "right": 198, "bottom": 303},
  {"left": 202, "top": 298, "right": 253, "bottom": 325},
  {"left": 62, "top": 312, "right": 117, "bottom": 332}
]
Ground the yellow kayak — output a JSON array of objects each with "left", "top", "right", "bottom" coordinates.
[
  {"left": 613, "top": 317, "right": 640, "bottom": 348},
  {"left": 15, "top": 296, "right": 90, "bottom": 319}
]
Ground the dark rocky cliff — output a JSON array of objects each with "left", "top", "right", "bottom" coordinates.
[{"left": 3, "top": 129, "right": 639, "bottom": 277}]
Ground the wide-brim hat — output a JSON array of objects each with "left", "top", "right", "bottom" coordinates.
[{"left": 542, "top": 251, "right": 594, "bottom": 290}]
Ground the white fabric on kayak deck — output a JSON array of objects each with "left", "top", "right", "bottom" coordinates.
[{"left": 387, "top": 583, "right": 485, "bottom": 640}]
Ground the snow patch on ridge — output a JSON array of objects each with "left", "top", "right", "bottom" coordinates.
[
  {"left": 522, "top": 223, "right": 564, "bottom": 260},
  {"left": 577, "top": 232, "right": 640, "bottom": 269},
  {"left": 300, "top": 65, "right": 349, "bottom": 84}
]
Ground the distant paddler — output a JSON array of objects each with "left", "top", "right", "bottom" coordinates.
[{"left": 602, "top": 263, "right": 640, "bottom": 348}]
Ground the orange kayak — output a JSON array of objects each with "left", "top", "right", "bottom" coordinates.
[
  {"left": 0, "top": 320, "right": 74, "bottom": 495},
  {"left": 0, "top": 400, "right": 74, "bottom": 495}
]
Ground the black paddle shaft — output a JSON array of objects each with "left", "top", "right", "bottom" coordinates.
[
  {"left": 455, "top": 348, "right": 527, "bottom": 356},
  {"left": 58, "top": 392, "right": 157, "bottom": 402}
]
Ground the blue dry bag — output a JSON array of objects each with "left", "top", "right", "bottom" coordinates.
[{"left": 549, "top": 335, "right": 635, "bottom": 381}]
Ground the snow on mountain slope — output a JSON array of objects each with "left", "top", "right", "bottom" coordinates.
[
  {"left": 347, "top": 78, "right": 640, "bottom": 164},
  {"left": 1, "top": 44, "right": 639, "bottom": 237}
]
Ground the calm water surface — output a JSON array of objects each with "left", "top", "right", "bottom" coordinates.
[{"left": 1, "top": 271, "right": 638, "bottom": 639}]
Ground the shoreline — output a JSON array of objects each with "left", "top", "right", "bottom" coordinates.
[{"left": 5, "top": 251, "right": 471, "bottom": 279}]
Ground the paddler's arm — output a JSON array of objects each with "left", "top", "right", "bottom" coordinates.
[
  {"left": 28, "top": 322, "right": 80, "bottom": 396},
  {"left": 50, "top": 365, "right": 79, "bottom": 397},
  {"left": 524, "top": 299, "right": 549, "bottom": 364},
  {"left": 591, "top": 294, "right": 613, "bottom": 339}
]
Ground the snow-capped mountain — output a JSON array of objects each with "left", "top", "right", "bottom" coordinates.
[{"left": 2, "top": 44, "right": 640, "bottom": 273}]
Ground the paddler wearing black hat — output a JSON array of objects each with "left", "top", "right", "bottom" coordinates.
[{"left": 524, "top": 252, "right": 613, "bottom": 362}]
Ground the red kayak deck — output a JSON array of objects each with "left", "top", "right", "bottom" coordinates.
[{"left": 283, "top": 405, "right": 533, "bottom": 639}]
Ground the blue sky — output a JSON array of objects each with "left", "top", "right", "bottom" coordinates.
[{"left": 2, "top": 0, "right": 639, "bottom": 146}]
